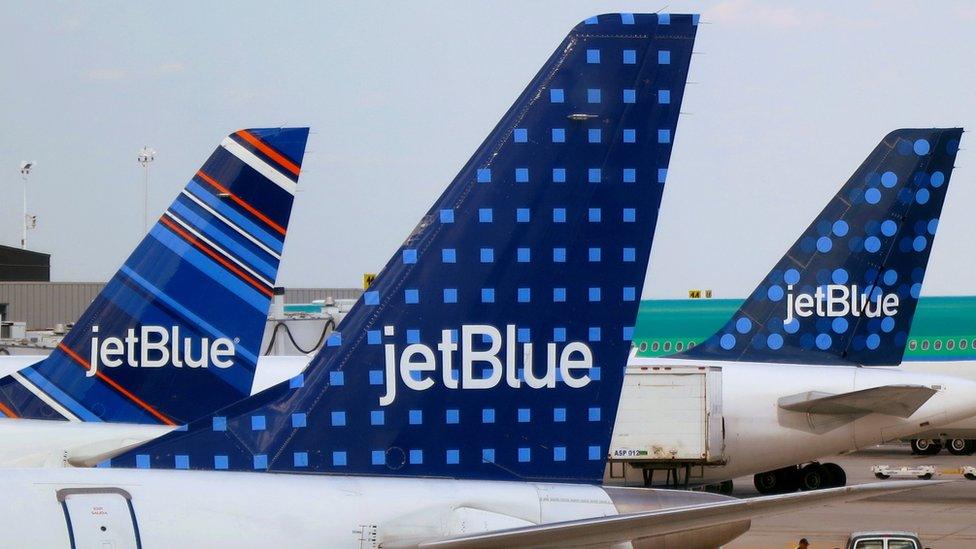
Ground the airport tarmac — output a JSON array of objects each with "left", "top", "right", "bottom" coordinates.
[{"left": 726, "top": 444, "right": 976, "bottom": 548}]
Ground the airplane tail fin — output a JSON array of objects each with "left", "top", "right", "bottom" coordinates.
[
  {"left": 110, "top": 13, "right": 698, "bottom": 482},
  {"left": 675, "top": 129, "right": 962, "bottom": 366},
  {"left": 0, "top": 128, "right": 310, "bottom": 424}
]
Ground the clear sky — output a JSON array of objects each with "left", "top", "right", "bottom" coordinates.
[{"left": 2, "top": 1, "right": 975, "bottom": 299}]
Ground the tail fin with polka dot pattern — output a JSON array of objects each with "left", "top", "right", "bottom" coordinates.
[
  {"left": 107, "top": 13, "right": 698, "bottom": 483},
  {"left": 675, "top": 128, "right": 962, "bottom": 366}
]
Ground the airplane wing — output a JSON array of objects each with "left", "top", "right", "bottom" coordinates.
[
  {"left": 777, "top": 385, "right": 937, "bottom": 417},
  {"left": 395, "top": 481, "right": 942, "bottom": 549}
]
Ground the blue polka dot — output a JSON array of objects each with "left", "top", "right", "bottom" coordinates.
[
  {"left": 831, "top": 317, "right": 848, "bottom": 334},
  {"left": 883, "top": 269, "right": 897, "bottom": 286},
  {"left": 897, "top": 140, "right": 913, "bottom": 155},
  {"left": 914, "top": 139, "right": 930, "bottom": 155},
  {"left": 881, "top": 220, "right": 898, "bottom": 237},
  {"left": 927, "top": 218, "right": 938, "bottom": 235},
  {"left": 735, "top": 317, "right": 752, "bottom": 334},
  {"left": 816, "top": 237, "right": 832, "bottom": 253},
  {"left": 767, "top": 333, "right": 783, "bottom": 350},
  {"left": 881, "top": 171, "right": 898, "bottom": 188},
  {"left": 767, "top": 285, "right": 784, "bottom": 301},
  {"left": 784, "top": 318, "right": 800, "bottom": 334},
  {"left": 832, "top": 220, "right": 849, "bottom": 237},
  {"left": 930, "top": 171, "right": 945, "bottom": 188},
  {"left": 784, "top": 269, "right": 801, "bottom": 285},
  {"left": 912, "top": 236, "right": 926, "bottom": 252},
  {"left": 866, "top": 333, "right": 881, "bottom": 350},
  {"left": 864, "top": 236, "right": 881, "bottom": 253},
  {"left": 720, "top": 334, "right": 736, "bottom": 350},
  {"left": 816, "top": 333, "right": 832, "bottom": 350},
  {"left": 881, "top": 317, "right": 895, "bottom": 333},
  {"left": 831, "top": 268, "right": 849, "bottom": 284},
  {"left": 916, "top": 188, "right": 930, "bottom": 205},
  {"left": 911, "top": 283, "right": 921, "bottom": 299},
  {"left": 864, "top": 188, "right": 881, "bottom": 204}
]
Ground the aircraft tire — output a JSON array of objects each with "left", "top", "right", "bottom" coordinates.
[
  {"left": 947, "top": 438, "right": 976, "bottom": 456},
  {"left": 911, "top": 439, "right": 941, "bottom": 455},
  {"left": 798, "top": 463, "right": 825, "bottom": 491},
  {"left": 821, "top": 462, "right": 847, "bottom": 487}
]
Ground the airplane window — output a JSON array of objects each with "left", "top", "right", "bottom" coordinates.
[
  {"left": 639, "top": 342, "right": 648, "bottom": 352},
  {"left": 921, "top": 340, "right": 930, "bottom": 350},
  {"left": 663, "top": 341, "right": 672, "bottom": 352},
  {"left": 651, "top": 342, "right": 660, "bottom": 352},
  {"left": 688, "top": 341, "right": 696, "bottom": 348},
  {"left": 934, "top": 340, "right": 942, "bottom": 350},
  {"left": 675, "top": 341, "right": 684, "bottom": 351},
  {"left": 962, "top": 339, "right": 969, "bottom": 350},
  {"left": 909, "top": 340, "right": 917, "bottom": 351},
  {"left": 948, "top": 340, "right": 955, "bottom": 350},
  {"left": 972, "top": 338, "right": 976, "bottom": 349}
]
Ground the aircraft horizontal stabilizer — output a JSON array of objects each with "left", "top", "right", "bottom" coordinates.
[
  {"left": 399, "top": 481, "right": 944, "bottom": 549},
  {"left": 778, "top": 385, "right": 936, "bottom": 418}
]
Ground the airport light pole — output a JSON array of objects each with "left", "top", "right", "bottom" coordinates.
[
  {"left": 19, "top": 161, "right": 34, "bottom": 249},
  {"left": 137, "top": 146, "right": 156, "bottom": 235}
]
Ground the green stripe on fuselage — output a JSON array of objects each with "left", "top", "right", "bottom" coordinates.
[{"left": 633, "top": 296, "right": 976, "bottom": 361}]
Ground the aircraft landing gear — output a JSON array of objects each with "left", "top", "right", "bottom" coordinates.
[
  {"left": 947, "top": 438, "right": 976, "bottom": 456},
  {"left": 910, "top": 439, "right": 942, "bottom": 455},
  {"left": 753, "top": 461, "right": 847, "bottom": 494}
]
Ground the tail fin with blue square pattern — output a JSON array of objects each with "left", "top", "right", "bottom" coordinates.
[
  {"left": 109, "top": 13, "right": 697, "bottom": 482},
  {"left": 0, "top": 128, "right": 309, "bottom": 425},
  {"left": 674, "top": 128, "right": 962, "bottom": 366}
]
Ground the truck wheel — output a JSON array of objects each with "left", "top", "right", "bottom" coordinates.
[
  {"left": 947, "top": 439, "right": 976, "bottom": 456},
  {"left": 964, "top": 473, "right": 976, "bottom": 480},
  {"left": 911, "top": 439, "right": 941, "bottom": 455},
  {"left": 875, "top": 473, "right": 891, "bottom": 480},
  {"left": 821, "top": 462, "right": 847, "bottom": 487},
  {"left": 917, "top": 473, "right": 933, "bottom": 480},
  {"left": 798, "top": 463, "right": 825, "bottom": 491}
]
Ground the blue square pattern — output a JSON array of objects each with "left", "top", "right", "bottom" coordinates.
[
  {"left": 589, "top": 327, "right": 602, "bottom": 342},
  {"left": 659, "top": 50, "right": 671, "bottom": 64},
  {"left": 440, "top": 209, "right": 454, "bottom": 223},
  {"left": 623, "top": 247, "right": 636, "bottom": 262},
  {"left": 589, "top": 287, "right": 602, "bottom": 302},
  {"left": 553, "top": 208, "right": 566, "bottom": 223},
  {"left": 442, "top": 248, "right": 456, "bottom": 263},
  {"left": 514, "top": 128, "right": 527, "bottom": 143},
  {"left": 402, "top": 248, "right": 417, "bottom": 264},
  {"left": 289, "top": 374, "right": 304, "bottom": 389},
  {"left": 623, "top": 168, "right": 636, "bottom": 183},
  {"left": 554, "top": 327, "right": 566, "bottom": 342},
  {"left": 553, "top": 248, "right": 566, "bottom": 263},
  {"left": 589, "top": 407, "right": 601, "bottom": 421},
  {"left": 623, "top": 326, "right": 635, "bottom": 340},
  {"left": 588, "top": 248, "right": 601, "bottom": 262},
  {"left": 658, "top": 168, "right": 668, "bottom": 183},
  {"left": 369, "top": 370, "right": 383, "bottom": 385},
  {"left": 554, "top": 447, "right": 567, "bottom": 461},
  {"left": 443, "top": 288, "right": 457, "bottom": 303},
  {"left": 215, "top": 455, "right": 229, "bottom": 470},
  {"left": 623, "top": 129, "right": 636, "bottom": 143},
  {"left": 586, "top": 49, "right": 600, "bottom": 63},
  {"left": 517, "top": 327, "right": 531, "bottom": 342},
  {"left": 404, "top": 289, "right": 419, "bottom": 304},
  {"left": 587, "top": 89, "right": 601, "bottom": 103},
  {"left": 212, "top": 416, "right": 227, "bottom": 432},
  {"left": 329, "top": 371, "right": 344, "bottom": 386},
  {"left": 554, "top": 408, "right": 567, "bottom": 422},
  {"left": 588, "top": 208, "right": 601, "bottom": 222},
  {"left": 518, "top": 448, "right": 531, "bottom": 463},
  {"left": 364, "top": 291, "right": 379, "bottom": 305},
  {"left": 294, "top": 452, "right": 308, "bottom": 467},
  {"left": 482, "top": 449, "right": 496, "bottom": 463},
  {"left": 588, "top": 168, "right": 601, "bottom": 183},
  {"left": 516, "top": 208, "right": 530, "bottom": 223},
  {"left": 253, "top": 455, "right": 268, "bottom": 470},
  {"left": 371, "top": 410, "right": 385, "bottom": 425},
  {"left": 515, "top": 168, "right": 529, "bottom": 183},
  {"left": 623, "top": 208, "right": 636, "bottom": 222},
  {"left": 553, "top": 287, "right": 566, "bottom": 302},
  {"left": 518, "top": 288, "right": 531, "bottom": 303},
  {"left": 477, "top": 168, "right": 491, "bottom": 183},
  {"left": 136, "top": 454, "right": 150, "bottom": 469},
  {"left": 621, "top": 12, "right": 635, "bottom": 24},
  {"left": 331, "top": 411, "right": 346, "bottom": 426},
  {"left": 480, "top": 248, "right": 494, "bottom": 263},
  {"left": 326, "top": 332, "right": 342, "bottom": 347},
  {"left": 482, "top": 408, "right": 495, "bottom": 424},
  {"left": 659, "top": 13, "right": 671, "bottom": 24},
  {"left": 552, "top": 128, "right": 565, "bottom": 143},
  {"left": 552, "top": 168, "right": 566, "bottom": 183},
  {"left": 550, "top": 88, "right": 564, "bottom": 103},
  {"left": 410, "top": 450, "right": 423, "bottom": 465},
  {"left": 447, "top": 449, "right": 460, "bottom": 464},
  {"left": 292, "top": 413, "right": 306, "bottom": 428},
  {"left": 658, "top": 129, "right": 671, "bottom": 144},
  {"left": 368, "top": 330, "right": 381, "bottom": 344},
  {"left": 407, "top": 329, "right": 420, "bottom": 343},
  {"left": 175, "top": 455, "right": 189, "bottom": 469},
  {"left": 372, "top": 451, "right": 385, "bottom": 465},
  {"left": 481, "top": 288, "right": 495, "bottom": 303},
  {"left": 517, "top": 248, "right": 530, "bottom": 263},
  {"left": 333, "top": 451, "right": 347, "bottom": 466},
  {"left": 479, "top": 208, "right": 493, "bottom": 223},
  {"left": 446, "top": 409, "right": 460, "bottom": 424},
  {"left": 588, "top": 129, "right": 601, "bottom": 143},
  {"left": 409, "top": 409, "right": 423, "bottom": 425},
  {"left": 659, "top": 89, "right": 671, "bottom": 104},
  {"left": 623, "top": 89, "right": 636, "bottom": 104},
  {"left": 623, "top": 286, "right": 637, "bottom": 301},
  {"left": 518, "top": 408, "right": 531, "bottom": 422},
  {"left": 589, "top": 446, "right": 602, "bottom": 460},
  {"left": 623, "top": 49, "right": 637, "bottom": 64}
]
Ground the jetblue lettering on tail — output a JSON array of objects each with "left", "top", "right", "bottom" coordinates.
[
  {"left": 0, "top": 127, "right": 309, "bottom": 424},
  {"left": 784, "top": 285, "right": 899, "bottom": 325},
  {"left": 380, "top": 325, "right": 593, "bottom": 406},
  {"left": 87, "top": 326, "right": 236, "bottom": 377}
]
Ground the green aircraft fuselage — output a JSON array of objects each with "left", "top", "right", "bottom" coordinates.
[{"left": 633, "top": 296, "right": 976, "bottom": 361}]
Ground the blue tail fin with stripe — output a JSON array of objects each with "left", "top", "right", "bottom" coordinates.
[
  {"left": 0, "top": 127, "right": 309, "bottom": 424},
  {"left": 111, "top": 13, "right": 698, "bottom": 482},
  {"left": 675, "top": 128, "right": 962, "bottom": 366}
]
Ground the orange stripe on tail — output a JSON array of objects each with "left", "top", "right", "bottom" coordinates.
[{"left": 236, "top": 130, "right": 302, "bottom": 176}]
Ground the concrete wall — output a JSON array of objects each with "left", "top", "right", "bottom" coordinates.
[{"left": 0, "top": 282, "right": 362, "bottom": 329}]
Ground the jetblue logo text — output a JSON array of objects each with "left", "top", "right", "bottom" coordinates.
[
  {"left": 87, "top": 325, "right": 235, "bottom": 377},
  {"left": 785, "top": 284, "right": 899, "bottom": 325},
  {"left": 379, "top": 325, "right": 594, "bottom": 406}
]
